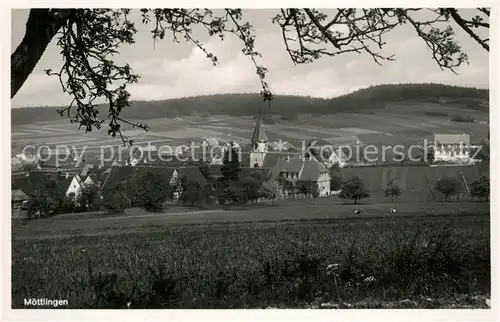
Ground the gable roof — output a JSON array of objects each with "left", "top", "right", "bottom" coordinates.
[
  {"left": 270, "top": 157, "right": 329, "bottom": 181},
  {"left": 134, "top": 166, "right": 176, "bottom": 177},
  {"left": 262, "top": 152, "right": 302, "bottom": 168},
  {"left": 251, "top": 115, "right": 268, "bottom": 142},
  {"left": 299, "top": 160, "right": 329, "bottom": 181},
  {"left": 12, "top": 171, "right": 75, "bottom": 196},
  {"left": 177, "top": 167, "right": 209, "bottom": 186},
  {"left": 270, "top": 156, "right": 303, "bottom": 180},
  {"left": 239, "top": 167, "right": 271, "bottom": 181},
  {"left": 12, "top": 189, "right": 30, "bottom": 201},
  {"left": 99, "top": 166, "right": 138, "bottom": 191}
]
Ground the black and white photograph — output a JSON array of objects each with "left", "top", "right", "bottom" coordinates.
[{"left": 4, "top": 2, "right": 497, "bottom": 319}]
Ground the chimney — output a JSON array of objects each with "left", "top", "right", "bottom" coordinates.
[{"left": 65, "top": 172, "right": 69, "bottom": 179}]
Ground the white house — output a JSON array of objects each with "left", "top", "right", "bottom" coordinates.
[
  {"left": 432, "top": 134, "right": 473, "bottom": 162},
  {"left": 65, "top": 173, "right": 86, "bottom": 199}
]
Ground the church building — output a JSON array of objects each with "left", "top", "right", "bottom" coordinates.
[{"left": 249, "top": 113, "right": 269, "bottom": 168}]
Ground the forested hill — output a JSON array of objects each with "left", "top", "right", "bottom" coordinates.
[{"left": 12, "top": 83, "right": 489, "bottom": 126}]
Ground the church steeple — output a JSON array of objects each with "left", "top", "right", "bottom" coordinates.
[{"left": 251, "top": 108, "right": 268, "bottom": 144}]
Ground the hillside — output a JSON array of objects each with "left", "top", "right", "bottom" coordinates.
[{"left": 11, "top": 83, "right": 489, "bottom": 126}]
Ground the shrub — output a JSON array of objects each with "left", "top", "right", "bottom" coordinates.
[
  {"left": 133, "top": 171, "right": 174, "bottom": 212},
  {"left": 260, "top": 181, "right": 282, "bottom": 203},
  {"left": 77, "top": 185, "right": 100, "bottom": 212},
  {"left": 470, "top": 175, "right": 489, "bottom": 201},
  {"left": 278, "top": 178, "right": 295, "bottom": 194},
  {"left": 384, "top": 180, "right": 402, "bottom": 202},
  {"left": 296, "top": 180, "right": 319, "bottom": 198},
  {"left": 434, "top": 177, "right": 461, "bottom": 202},
  {"left": 221, "top": 143, "right": 241, "bottom": 182},
  {"left": 180, "top": 181, "right": 212, "bottom": 208},
  {"left": 451, "top": 114, "right": 475, "bottom": 123},
  {"left": 102, "top": 190, "right": 128, "bottom": 214},
  {"left": 27, "top": 180, "right": 66, "bottom": 218},
  {"left": 338, "top": 176, "right": 370, "bottom": 204}
]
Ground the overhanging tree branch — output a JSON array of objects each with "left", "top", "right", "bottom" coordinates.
[
  {"left": 11, "top": 8, "right": 490, "bottom": 145},
  {"left": 11, "top": 9, "right": 71, "bottom": 98}
]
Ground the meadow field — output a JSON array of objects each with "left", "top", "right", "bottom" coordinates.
[
  {"left": 12, "top": 196, "right": 490, "bottom": 239},
  {"left": 12, "top": 202, "right": 490, "bottom": 309},
  {"left": 12, "top": 100, "right": 489, "bottom": 162}
]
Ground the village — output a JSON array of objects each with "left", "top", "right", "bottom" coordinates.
[{"left": 11, "top": 112, "right": 489, "bottom": 219}]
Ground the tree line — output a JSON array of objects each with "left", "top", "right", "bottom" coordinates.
[
  {"left": 12, "top": 83, "right": 488, "bottom": 126},
  {"left": 24, "top": 144, "right": 490, "bottom": 218}
]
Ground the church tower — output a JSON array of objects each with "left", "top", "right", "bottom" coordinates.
[{"left": 249, "top": 109, "right": 269, "bottom": 168}]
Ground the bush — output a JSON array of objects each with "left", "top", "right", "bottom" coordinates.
[
  {"left": 296, "top": 180, "right": 319, "bottom": 198},
  {"left": 133, "top": 171, "right": 174, "bottom": 212},
  {"left": 77, "top": 185, "right": 100, "bottom": 212},
  {"left": 180, "top": 181, "right": 212, "bottom": 208},
  {"left": 102, "top": 189, "right": 128, "bottom": 214},
  {"left": 451, "top": 114, "right": 475, "bottom": 123},
  {"left": 260, "top": 181, "right": 282, "bottom": 203},
  {"left": 338, "top": 176, "right": 370, "bottom": 204},
  {"left": 27, "top": 180, "right": 66, "bottom": 218},
  {"left": 434, "top": 177, "right": 461, "bottom": 202},
  {"left": 384, "top": 180, "right": 402, "bottom": 202},
  {"left": 470, "top": 175, "right": 489, "bottom": 201}
]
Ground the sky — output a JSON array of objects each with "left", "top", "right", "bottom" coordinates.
[{"left": 11, "top": 8, "right": 489, "bottom": 108}]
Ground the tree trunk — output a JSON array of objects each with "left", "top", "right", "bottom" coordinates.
[{"left": 11, "top": 9, "right": 72, "bottom": 98}]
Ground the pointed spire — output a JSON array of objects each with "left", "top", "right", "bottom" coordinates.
[{"left": 251, "top": 108, "right": 268, "bottom": 143}]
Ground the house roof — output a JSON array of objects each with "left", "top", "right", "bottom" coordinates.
[
  {"left": 434, "top": 134, "right": 470, "bottom": 145},
  {"left": 177, "top": 167, "right": 209, "bottom": 186},
  {"left": 299, "top": 160, "right": 329, "bottom": 181},
  {"left": 12, "top": 189, "right": 29, "bottom": 201},
  {"left": 239, "top": 167, "right": 271, "bottom": 181},
  {"left": 11, "top": 156, "right": 23, "bottom": 166},
  {"left": 11, "top": 162, "right": 24, "bottom": 172},
  {"left": 270, "top": 157, "right": 329, "bottom": 181},
  {"left": 251, "top": 115, "right": 268, "bottom": 142},
  {"left": 12, "top": 171, "right": 74, "bottom": 196},
  {"left": 80, "top": 164, "right": 94, "bottom": 176},
  {"left": 100, "top": 166, "right": 137, "bottom": 191},
  {"left": 262, "top": 152, "right": 302, "bottom": 168}
]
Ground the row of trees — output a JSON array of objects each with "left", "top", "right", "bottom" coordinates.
[
  {"left": 434, "top": 174, "right": 489, "bottom": 202},
  {"left": 336, "top": 173, "right": 489, "bottom": 205}
]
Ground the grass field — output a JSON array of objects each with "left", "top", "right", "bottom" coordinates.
[
  {"left": 12, "top": 197, "right": 490, "bottom": 239},
  {"left": 12, "top": 203, "right": 490, "bottom": 309},
  {"left": 11, "top": 100, "right": 489, "bottom": 162}
]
